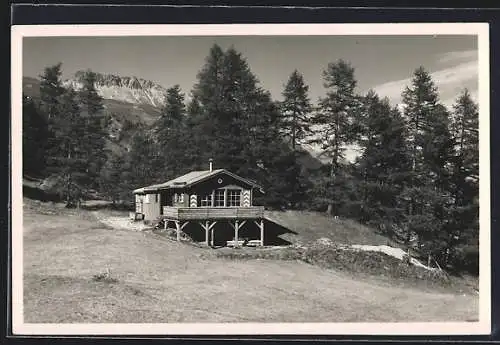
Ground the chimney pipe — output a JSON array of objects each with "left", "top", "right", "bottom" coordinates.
[{"left": 209, "top": 158, "right": 213, "bottom": 172}]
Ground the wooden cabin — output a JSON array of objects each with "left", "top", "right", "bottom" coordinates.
[{"left": 132, "top": 160, "right": 266, "bottom": 247}]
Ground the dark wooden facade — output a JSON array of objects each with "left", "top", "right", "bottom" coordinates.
[{"left": 133, "top": 163, "right": 265, "bottom": 247}]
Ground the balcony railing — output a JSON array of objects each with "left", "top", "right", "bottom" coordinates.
[{"left": 162, "top": 206, "right": 265, "bottom": 220}]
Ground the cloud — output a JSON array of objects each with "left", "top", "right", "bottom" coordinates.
[
  {"left": 372, "top": 50, "right": 478, "bottom": 109},
  {"left": 372, "top": 62, "right": 478, "bottom": 109},
  {"left": 437, "top": 50, "right": 477, "bottom": 64},
  {"left": 306, "top": 50, "right": 480, "bottom": 163}
]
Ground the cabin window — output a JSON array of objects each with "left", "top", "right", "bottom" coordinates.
[
  {"left": 154, "top": 194, "right": 158, "bottom": 203},
  {"left": 227, "top": 189, "right": 241, "bottom": 207},
  {"left": 199, "top": 194, "right": 212, "bottom": 207},
  {"left": 174, "top": 193, "right": 184, "bottom": 203},
  {"left": 214, "top": 189, "right": 225, "bottom": 207},
  {"left": 144, "top": 194, "right": 150, "bottom": 203}
]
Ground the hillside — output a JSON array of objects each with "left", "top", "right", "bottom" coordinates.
[
  {"left": 265, "top": 210, "right": 389, "bottom": 246},
  {"left": 22, "top": 198, "right": 479, "bottom": 323},
  {"left": 23, "top": 75, "right": 324, "bottom": 171}
]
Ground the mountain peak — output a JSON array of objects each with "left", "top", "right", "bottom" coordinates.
[{"left": 64, "top": 71, "right": 167, "bottom": 108}]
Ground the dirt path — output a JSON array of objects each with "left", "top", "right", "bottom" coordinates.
[{"left": 92, "top": 211, "right": 150, "bottom": 232}]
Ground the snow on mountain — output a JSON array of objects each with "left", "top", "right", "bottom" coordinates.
[{"left": 63, "top": 71, "right": 167, "bottom": 108}]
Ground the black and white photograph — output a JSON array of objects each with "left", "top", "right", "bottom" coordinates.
[{"left": 11, "top": 23, "right": 491, "bottom": 335}]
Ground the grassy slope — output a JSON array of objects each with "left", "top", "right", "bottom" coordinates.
[
  {"left": 23, "top": 199, "right": 478, "bottom": 323},
  {"left": 265, "top": 210, "right": 390, "bottom": 246}
]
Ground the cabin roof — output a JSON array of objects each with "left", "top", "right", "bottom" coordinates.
[{"left": 132, "top": 169, "right": 264, "bottom": 194}]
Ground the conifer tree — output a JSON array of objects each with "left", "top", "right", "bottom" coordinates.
[
  {"left": 77, "top": 70, "right": 109, "bottom": 191},
  {"left": 155, "top": 84, "right": 187, "bottom": 178},
  {"left": 311, "top": 59, "right": 361, "bottom": 216},
  {"left": 355, "top": 91, "right": 411, "bottom": 233},
  {"left": 277, "top": 70, "right": 313, "bottom": 208},
  {"left": 183, "top": 94, "right": 205, "bottom": 171},
  {"left": 189, "top": 44, "right": 302, "bottom": 208},
  {"left": 448, "top": 89, "right": 479, "bottom": 269},
  {"left": 99, "top": 151, "right": 130, "bottom": 204},
  {"left": 127, "top": 131, "right": 161, "bottom": 189},
  {"left": 400, "top": 67, "right": 455, "bottom": 262},
  {"left": 46, "top": 87, "right": 87, "bottom": 206},
  {"left": 23, "top": 95, "right": 49, "bottom": 177},
  {"left": 191, "top": 44, "right": 226, "bottom": 162},
  {"left": 38, "top": 63, "right": 67, "bottom": 176},
  {"left": 39, "top": 62, "right": 65, "bottom": 121},
  {"left": 280, "top": 70, "right": 313, "bottom": 151}
]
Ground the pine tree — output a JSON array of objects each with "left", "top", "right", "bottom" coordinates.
[
  {"left": 23, "top": 95, "right": 49, "bottom": 177},
  {"left": 278, "top": 70, "right": 313, "bottom": 208},
  {"left": 77, "top": 69, "right": 110, "bottom": 191},
  {"left": 191, "top": 44, "right": 226, "bottom": 162},
  {"left": 280, "top": 70, "right": 313, "bottom": 151},
  {"left": 155, "top": 85, "right": 188, "bottom": 178},
  {"left": 448, "top": 89, "right": 479, "bottom": 270},
  {"left": 127, "top": 131, "right": 161, "bottom": 189},
  {"left": 311, "top": 59, "right": 361, "bottom": 216},
  {"left": 355, "top": 91, "right": 411, "bottom": 233},
  {"left": 189, "top": 44, "right": 303, "bottom": 208},
  {"left": 99, "top": 151, "right": 130, "bottom": 204},
  {"left": 46, "top": 87, "right": 88, "bottom": 206},
  {"left": 39, "top": 62, "right": 66, "bottom": 121},
  {"left": 183, "top": 94, "right": 205, "bottom": 171},
  {"left": 38, "top": 63, "right": 67, "bottom": 176},
  {"left": 400, "top": 67, "right": 455, "bottom": 263}
]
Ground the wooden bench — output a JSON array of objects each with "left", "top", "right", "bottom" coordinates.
[
  {"left": 129, "top": 212, "right": 144, "bottom": 221},
  {"left": 226, "top": 239, "right": 262, "bottom": 247}
]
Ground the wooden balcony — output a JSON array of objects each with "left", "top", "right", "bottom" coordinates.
[{"left": 161, "top": 206, "right": 265, "bottom": 220}]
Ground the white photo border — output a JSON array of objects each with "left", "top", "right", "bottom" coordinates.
[{"left": 10, "top": 23, "right": 491, "bottom": 336}]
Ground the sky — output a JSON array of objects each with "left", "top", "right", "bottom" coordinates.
[{"left": 23, "top": 35, "right": 478, "bottom": 108}]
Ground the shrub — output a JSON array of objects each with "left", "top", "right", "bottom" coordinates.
[
  {"left": 213, "top": 243, "right": 452, "bottom": 288},
  {"left": 92, "top": 268, "right": 118, "bottom": 283}
]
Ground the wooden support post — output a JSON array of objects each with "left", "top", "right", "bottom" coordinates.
[
  {"left": 204, "top": 221, "right": 210, "bottom": 246},
  {"left": 164, "top": 219, "right": 167, "bottom": 230},
  {"left": 260, "top": 219, "right": 264, "bottom": 246},
  {"left": 208, "top": 221, "right": 217, "bottom": 231},
  {"left": 234, "top": 220, "right": 239, "bottom": 248},
  {"left": 211, "top": 226, "right": 215, "bottom": 247},
  {"left": 175, "top": 220, "right": 181, "bottom": 241},
  {"left": 180, "top": 221, "right": 189, "bottom": 231}
]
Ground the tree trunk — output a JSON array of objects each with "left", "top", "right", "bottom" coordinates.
[
  {"left": 327, "top": 156, "right": 336, "bottom": 216},
  {"left": 65, "top": 173, "right": 72, "bottom": 208},
  {"left": 326, "top": 203, "right": 334, "bottom": 215}
]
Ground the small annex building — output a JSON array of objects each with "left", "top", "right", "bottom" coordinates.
[{"left": 132, "top": 160, "right": 266, "bottom": 247}]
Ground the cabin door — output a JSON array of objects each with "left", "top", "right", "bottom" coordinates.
[{"left": 136, "top": 199, "right": 143, "bottom": 214}]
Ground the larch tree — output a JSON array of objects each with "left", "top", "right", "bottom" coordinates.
[
  {"left": 190, "top": 44, "right": 226, "bottom": 163},
  {"left": 400, "top": 67, "right": 455, "bottom": 264},
  {"left": 155, "top": 84, "right": 188, "bottom": 179},
  {"left": 77, "top": 69, "right": 110, "bottom": 192},
  {"left": 278, "top": 70, "right": 313, "bottom": 208},
  {"left": 448, "top": 89, "right": 479, "bottom": 270},
  {"left": 47, "top": 87, "right": 88, "bottom": 206},
  {"left": 355, "top": 91, "right": 411, "bottom": 234},
  {"left": 311, "top": 59, "right": 361, "bottom": 216},
  {"left": 23, "top": 95, "right": 49, "bottom": 177},
  {"left": 39, "top": 62, "right": 66, "bottom": 121},
  {"left": 280, "top": 70, "right": 313, "bottom": 151},
  {"left": 189, "top": 44, "right": 299, "bottom": 209},
  {"left": 38, "top": 63, "right": 66, "bottom": 176},
  {"left": 127, "top": 130, "right": 161, "bottom": 189}
]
